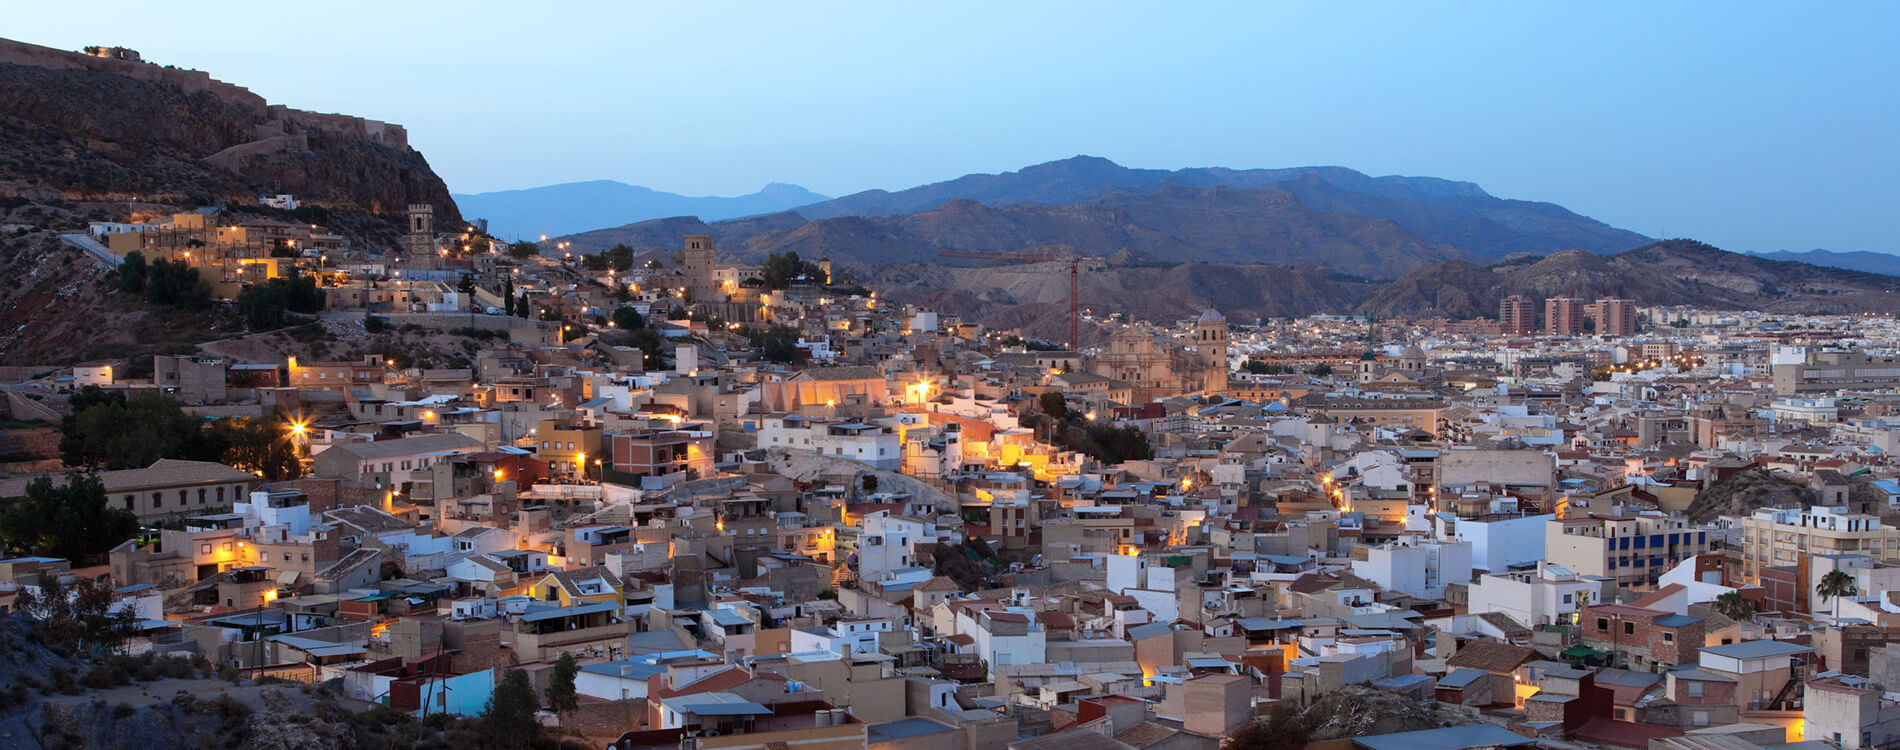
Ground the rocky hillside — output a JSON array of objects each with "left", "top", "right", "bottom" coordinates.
[
  {"left": 0, "top": 38, "right": 458, "bottom": 229},
  {"left": 0, "top": 206, "right": 239, "bottom": 366}
]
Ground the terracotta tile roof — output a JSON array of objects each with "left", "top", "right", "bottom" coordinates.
[
  {"left": 1287, "top": 574, "right": 1338, "bottom": 595},
  {"left": 1445, "top": 641, "right": 1535, "bottom": 674}
]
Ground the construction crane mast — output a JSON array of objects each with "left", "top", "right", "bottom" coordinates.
[{"left": 937, "top": 248, "right": 1088, "bottom": 350}]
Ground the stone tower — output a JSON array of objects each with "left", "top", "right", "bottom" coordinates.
[
  {"left": 405, "top": 203, "right": 435, "bottom": 262},
  {"left": 682, "top": 234, "right": 715, "bottom": 300},
  {"left": 1194, "top": 308, "right": 1229, "bottom": 393},
  {"left": 820, "top": 257, "right": 833, "bottom": 285}
]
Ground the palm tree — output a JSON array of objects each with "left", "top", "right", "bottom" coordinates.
[
  {"left": 1817, "top": 569, "right": 1858, "bottom": 620},
  {"left": 1713, "top": 590, "right": 1755, "bottom": 623}
]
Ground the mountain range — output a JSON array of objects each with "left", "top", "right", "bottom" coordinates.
[
  {"left": 532, "top": 156, "right": 1900, "bottom": 333},
  {"left": 551, "top": 155, "right": 1650, "bottom": 266},
  {"left": 454, "top": 181, "right": 828, "bottom": 240}
]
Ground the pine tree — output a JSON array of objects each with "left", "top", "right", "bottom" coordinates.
[
  {"left": 546, "top": 651, "right": 579, "bottom": 717},
  {"left": 480, "top": 668, "right": 540, "bottom": 748}
]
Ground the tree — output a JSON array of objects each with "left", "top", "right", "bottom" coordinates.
[
  {"left": 457, "top": 274, "right": 477, "bottom": 295},
  {"left": 203, "top": 417, "right": 305, "bottom": 481},
  {"left": 505, "top": 241, "right": 539, "bottom": 259},
  {"left": 1713, "top": 590, "right": 1756, "bottom": 623},
  {"left": 1817, "top": 569, "right": 1858, "bottom": 619},
  {"left": 118, "top": 251, "right": 147, "bottom": 293},
  {"left": 1038, "top": 390, "right": 1068, "bottom": 421},
  {"left": 546, "top": 652, "right": 579, "bottom": 717},
  {"left": 760, "top": 251, "right": 821, "bottom": 289},
  {"left": 1225, "top": 702, "right": 1308, "bottom": 750},
  {"left": 13, "top": 572, "right": 138, "bottom": 657},
  {"left": 747, "top": 325, "right": 801, "bottom": 363},
  {"left": 611, "top": 307, "right": 645, "bottom": 331},
  {"left": 0, "top": 474, "right": 139, "bottom": 565},
  {"left": 480, "top": 667, "right": 540, "bottom": 749},
  {"left": 503, "top": 277, "right": 516, "bottom": 317},
  {"left": 235, "top": 273, "right": 324, "bottom": 331},
  {"left": 61, "top": 388, "right": 217, "bottom": 469},
  {"left": 143, "top": 258, "right": 212, "bottom": 308},
  {"left": 604, "top": 243, "right": 635, "bottom": 273},
  {"left": 1305, "top": 363, "right": 1333, "bottom": 377}
]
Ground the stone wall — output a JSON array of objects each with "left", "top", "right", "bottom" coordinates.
[{"left": 0, "top": 37, "right": 265, "bottom": 110}]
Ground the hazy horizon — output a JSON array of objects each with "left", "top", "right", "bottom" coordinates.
[{"left": 8, "top": 2, "right": 1897, "bottom": 255}]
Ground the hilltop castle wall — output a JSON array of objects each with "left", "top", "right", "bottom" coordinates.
[{"left": 0, "top": 38, "right": 407, "bottom": 150}]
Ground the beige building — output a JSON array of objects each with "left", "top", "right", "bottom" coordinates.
[
  {"left": 1739, "top": 507, "right": 1900, "bottom": 583},
  {"left": 1546, "top": 514, "right": 1713, "bottom": 591},
  {"left": 0, "top": 458, "right": 256, "bottom": 523}
]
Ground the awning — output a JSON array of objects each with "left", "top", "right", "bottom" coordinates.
[{"left": 1561, "top": 646, "right": 1608, "bottom": 658}]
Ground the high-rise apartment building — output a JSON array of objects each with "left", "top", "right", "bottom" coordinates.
[
  {"left": 1590, "top": 298, "right": 1637, "bottom": 337},
  {"left": 1545, "top": 297, "right": 1586, "bottom": 336},
  {"left": 1499, "top": 295, "right": 1536, "bottom": 336}
]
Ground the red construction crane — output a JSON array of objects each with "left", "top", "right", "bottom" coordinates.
[{"left": 938, "top": 248, "right": 1089, "bottom": 350}]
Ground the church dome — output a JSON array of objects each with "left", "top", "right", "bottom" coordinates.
[{"left": 1196, "top": 308, "right": 1225, "bottom": 323}]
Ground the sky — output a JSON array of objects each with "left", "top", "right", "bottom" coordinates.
[{"left": 10, "top": 2, "right": 1899, "bottom": 254}]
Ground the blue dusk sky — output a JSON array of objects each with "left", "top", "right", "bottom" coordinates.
[{"left": 8, "top": 2, "right": 1897, "bottom": 254}]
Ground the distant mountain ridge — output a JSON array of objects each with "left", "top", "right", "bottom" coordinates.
[
  {"left": 455, "top": 180, "right": 828, "bottom": 240},
  {"left": 562, "top": 184, "right": 1471, "bottom": 279},
  {"left": 793, "top": 155, "right": 1650, "bottom": 257},
  {"left": 1749, "top": 249, "right": 1900, "bottom": 277}
]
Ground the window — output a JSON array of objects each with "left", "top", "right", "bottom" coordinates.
[
  {"left": 200, "top": 543, "right": 212, "bottom": 555},
  {"left": 197, "top": 488, "right": 207, "bottom": 504},
  {"left": 1563, "top": 594, "right": 1573, "bottom": 604},
  {"left": 1687, "top": 681, "right": 1703, "bottom": 697},
  {"left": 1623, "top": 622, "right": 1635, "bottom": 635},
  {"left": 1693, "top": 711, "right": 1709, "bottom": 727},
  {"left": 217, "top": 486, "right": 226, "bottom": 503},
  {"left": 1597, "top": 618, "right": 1609, "bottom": 632},
  {"left": 1663, "top": 632, "right": 1674, "bottom": 643},
  {"left": 221, "top": 542, "right": 233, "bottom": 552},
  {"left": 153, "top": 492, "right": 163, "bottom": 507}
]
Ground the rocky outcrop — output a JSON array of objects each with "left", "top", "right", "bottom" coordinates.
[{"left": 0, "top": 37, "right": 458, "bottom": 225}]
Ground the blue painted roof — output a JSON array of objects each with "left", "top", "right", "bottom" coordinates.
[
  {"left": 519, "top": 601, "right": 620, "bottom": 622},
  {"left": 1700, "top": 640, "right": 1812, "bottom": 659},
  {"left": 868, "top": 718, "right": 955, "bottom": 744},
  {"left": 1654, "top": 614, "right": 1700, "bottom": 628}
]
